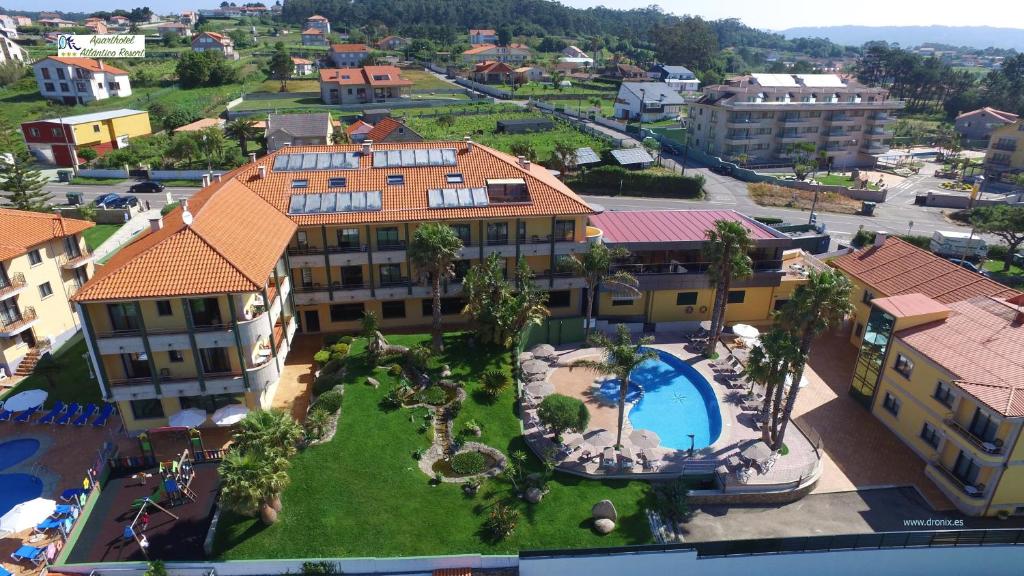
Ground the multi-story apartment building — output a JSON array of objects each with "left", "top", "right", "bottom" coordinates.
[
  {"left": 32, "top": 57, "right": 131, "bottom": 105},
  {"left": 688, "top": 73, "right": 904, "bottom": 169},
  {"left": 982, "top": 121, "right": 1024, "bottom": 180},
  {"left": 305, "top": 15, "right": 330, "bottom": 35},
  {"left": 848, "top": 291, "right": 1024, "bottom": 516},
  {"left": 0, "top": 209, "right": 95, "bottom": 379},
  {"left": 21, "top": 109, "right": 152, "bottom": 167},
  {"left": 319, "top": 66, "right": 412, "bottom": 105},
  {"left": 73, "top": 140, "right": 594, "bottom": 430},
  {"left": 830, "top": 235, "right": 1019, "bottom": 349},
  {"left": 587, "top": 210, "right": 811, "bottom": 329}
]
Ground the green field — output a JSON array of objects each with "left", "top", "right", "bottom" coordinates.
[
  {"left": 513, "top": 83, "right": 615, "bottom": 98},
  {"left": 983, "top": 260, "right": 1024, "bottom": 277},
  {"left": 82, "top": 224, "right": 121, "bottom": 251},
  {"left": 402, "top": 69, "right": 463, "bottom": 92},
  {"left": 214, "top": 333, "right": 653, "bottom": 558}
]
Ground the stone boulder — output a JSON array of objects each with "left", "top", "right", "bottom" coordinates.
[
  {"left": 518, "top": 352, "right": 535, "bottom": 363},
  {"left": 366, "top": 377, "right": 380, "bottom": 389},
  {"left": 525, "top": 487, "right": 543, "bottom": 504},
  {"left": 591, "top": 499, "right": 618, "bottom": 522},
  {"left": 441, "top": 364, "right": 452, "bottom": 378},
  {"left": 530, "top": 344, "right": 556, "bottom": 360},
  {"left": 594, "top": 518, "right": 615, "bottom": 534}
]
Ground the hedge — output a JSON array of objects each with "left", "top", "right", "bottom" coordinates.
[
  {"left": 567, "top": 165, "right": 704, "bottom": 199},
  {"left": 312, "top": 390, "right": 343, "bottom": 414},
  {"left": 851, "top": 230, "right": 931, "bottom": 250},
  {"left": 450, "top": 451, "right": 487, "bottom": 475}
]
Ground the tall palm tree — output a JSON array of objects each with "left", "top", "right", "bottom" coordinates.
[
  {"left": 408, "top": 223, "right": 463, "bottom": 351},
  {"left": 551, "top": 141, "right": 577, "bottom": 178},
  {"left": 703, "top": 221, "right": 753, "bottom": 357},
  {"left": 224, "top": 118, "right": 260, "bottom": 155},
  {"left": 771, "top": 269, "right": 853, "bottom": 450},
  {"left": 218, "top": 450, "right": 290, "bottom": 524},
  {"left": 570, "top": 324, "right": 658, "bottom": 448},
  {"left": 745, "top": 327, "right": 801, "bottom": 445},
  {"left": 559, "top": 242, "right": 637, "bottom": 342},
  {"left": 232, "top": 409, "right": 303, "bottom": 459}
]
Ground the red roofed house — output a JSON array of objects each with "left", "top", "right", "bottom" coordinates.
[
  {"left": 468, "top": 28, "right": 497, "bottom": 44},
  {"left": 319, "top": 66, "right": 412, "bottom": 104},
  {"left": 954, "top": 107, "right": 1019, "bottom": 144},
  {"left": 292, "top": 56, "right": 314, "bottom": 76},
  {"left": 345, "top": 119, "right": 374, "bottom": 143},
  {"left": 157, "top": 21, "right": 192, "bottom": 37},
  {"left": 329, "top": 43, "right": 370, "bottom": 68},
  {"left": 364, "top": 117, "right": 422, "bottom": 143},
  {"left": 462, "top": 43, "right": 530, "bottom": 64},
  {"left": 376, "top": 35, "right": 409, "bottom": 51},
  {"left": 32, "top": 57, "right": 132, "bottom": 104},
  {"left": 192, "top": 31, "right": 238, "bottom": 59},
  {"left": 305, "top": 14, "right": 330, "bottom": 35},
  {"left": 301, "top": 28, "right": 327, "bottom": 46},
  {"left": 84, "top": 19, "right": 108, "bottom": 34},
  {"left": 471, "top": 61, "right": 514, "bottom": 84}
]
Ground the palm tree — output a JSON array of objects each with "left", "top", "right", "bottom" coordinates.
[
  {"left": 551, "top": 141, "right": 577, "bottom": 177},
  {"left": 745, "top": 327, "right": 800, "bottom": 445},
  {"left": 408, "top": 223, "right": 463, "bottom": 351},
  {"left": 570, "top": 324, "right": 658, "bottom": 448},
  {"left": 218, "top": 450, "right": 290, "bottom": 524},
  {"left": 224, "top": 118, "right": 260, "bottom": 155},
  {"left": 703, "top": 221, "right": 753, "bottom": 357},
  {"left": 559, "top": 242, "right": 637, "bottom": 342},
  {"left": 232, "top": 409, "right": 303, "bottom": 459},
  {"left": 770, "top": 269, "right": 853, "bottom": 450}
]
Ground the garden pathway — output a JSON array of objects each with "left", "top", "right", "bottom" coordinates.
[{"left": 91, "top": 208, "right": 161, "bottom": 261}]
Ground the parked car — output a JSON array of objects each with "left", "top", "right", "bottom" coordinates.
[
  {"left": 710, "top": 164, "right": 732, "bottom": 176},
  {"left": 93, "top": 193, "right": 119, "bottom": 207},
  {"left": 1014, "top": 253, "right": 1024, "bottom": 267},
  {"left": 104, "top": 195, "right": 139, "bottom": 209},
  {"left": 947, "top": 258, "right": 986, "bottom": 275},
  {"left": 130, "top": 181, "right": 166, "bottom": 193}
]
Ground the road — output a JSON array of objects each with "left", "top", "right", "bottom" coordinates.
[{"left": 46, "top": 184, "right": 200, "bottom": 210}]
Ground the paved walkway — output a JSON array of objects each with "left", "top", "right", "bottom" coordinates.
[
  {"left": 270, "top": 334, "right": 318, "bottom": 421},
  {"left": 92, "top": 208, "right": 161, "bottom": 261}
]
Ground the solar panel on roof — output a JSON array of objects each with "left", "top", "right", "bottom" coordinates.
[
  {"left": 575, "top": 147, "right": 600, "bottom": 165},
  {"left": 286, "top": 154, "right": 304, "bottom": 170},
  {"left": 372, "top": 148, "right": 458, "bottom": 168},
  {"left": 273, "top": 155, "right": 290, "bottom": 171},
  {"left": 365, "top": 191, "right": 382, "bottom": 210},
  {"left": 428, "top": 189, "right": 443, "bottom": 208},
  {"left": 610, "top": 148, "right": 655, "bottom": 165},
  {"left": 288, "top": 195, "right": 305, "bottom": 213},
  {"left": 471, "top": 188, "right": 489, "bottom": 206},
  {"left": 315, "top": 153, "right": 331, "bottom": 170},
  {"left": 303, "top": 193, "right": 321, "bottom": 213},
  {"left": 272, "top": 152, "right": 361, "bottom": 171},
  {"left": 351, "top": 191, "right": 366, "bottom": 210},
  {"left": 287, "top": 191, "right": 382, "bottom": 214},
  {"left": 321, "top": 192, "right": 336, "bottom": 212},
  {"left": 427, "top": 188, "right": 489, "bottom": 209},
  {"left": 400, "top": 149, "right": 415, "bottom": 166}
]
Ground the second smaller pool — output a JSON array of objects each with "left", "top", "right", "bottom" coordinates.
[
  {"left": 0, "top": 474, "right": 44, "bottom": 517},
  {"left": 0, "top": 438, "right": 40, "bottom": 471}
]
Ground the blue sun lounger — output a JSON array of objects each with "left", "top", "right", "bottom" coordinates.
[
  {"left": 61, "top": 488, "right": 88, "bottom": 502},
  {"left": 0, "top": 407, "right": 13, "bottom": 421},
  {"left": 92, "top": 403, "right": 115, "bottom": 427},
  {"left": 10, "top": 544, "right": 45, "bottom": 565},
  {"left": 51, "top": 503, "right": 77, "bottom": 518},
  {"left": 37, "top": 400, "right": 66, "bottom": 425},
  {"left": 55, "top": 402, "right": 80, "bottom": 426},
  {"left": 73, "top": 403, "right": 98, "bottom": 426},
  {"left": 33, "top": 517, "right": 63, "bottom": 534},
  {"left": 1, "top": 563, "right": 13, "bottom": 576},
  {"left": 14, "top": 405, "right": 40, "bottom": 423}
]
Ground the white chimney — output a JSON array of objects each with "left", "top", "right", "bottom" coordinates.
[
  {"left": 148, "top": 216, "right": 163, "bottom": 233},
  {"left": 249, "top": 152, "right": 257, "bottom": 163},
  {"left": 874, "top": 231, "right": 887, "bottom": 247},
  {"left": 518, "top": 155, "right": 530, "bottom": 170},
  {"left": 214, "top": 173, "right": 222, "bottom": 182},
  {"left": 98, "top": 60, "right": 104, "bottom": 71},
  {"left": 362, "top": 140, "right": 373, "bottom": 154},
  {"left": 257, "top": 165, "right": 266, "bottom": 179},
  {"left": 201, "top": 174, "right": 210, "bottom": 187},
  {"left": 464, "top": 135, "right": 473, "bottom": 151}
]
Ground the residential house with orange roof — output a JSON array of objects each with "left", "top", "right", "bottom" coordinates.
[
  {"left": 329, "top": 43, "right": 370, "bottom": 68},
  {"left": 319, "top": 66, "right": 412, "bottom": 105},
  {"left": 192, "top": 31, "right": 238, "bottom": 60},
  {"left": 71, "top": 139, "right": 597, "bottom": 429},
  {"left": 0, "top": 209, "right": 95, "bottom": 380},
  {"left": 84, "top": 19, "right": 107, "bottom": 34},
  {"left": 301, "top": 28, "right": 327, "bottom": 46},
  {"left": 364, "top": 117, "right": 422, "bottom": 143},
  {"left": 848, "top": 291, "right": 1024, "bottom": 516},
  {"left": 830, "top": 234, "right": 1019, "bottom": 348},
  {"left": 157, "top": 21, "right": 191, "bottom": 37},
  {"left": 291, "top": 56, "right": 314, "bottom": 76},
  {"left": 462, "top": 43, "right": 530, "bottom": 64},
  {"left": 983, "top": 120, "right": 1024, "bottom": 180},
  {"left": 955, "top": 107, "right": 1019, "bottom": 144},
  {"left": 345, "top": 119, "right": 374, "bottom": 143},
  {"left": 304, "top": 14, "right": 330, "bottom": 35},
  {"left": 471, "top": 61, "right": 515, "bottom": 84},
  {"left": 31, "top": 56, "right": 131, "bottom": 104},
  {"left": 468, "top": 28, "right": 497, "bottom": 44},
  {"left": 376, "top": 35, "right": 408, "bottom": 51}
]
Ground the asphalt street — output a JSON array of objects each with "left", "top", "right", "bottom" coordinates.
[{"left": 45, "top": 183, "right": 200, "bottom": 210}]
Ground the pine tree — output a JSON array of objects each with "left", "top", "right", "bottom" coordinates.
[{"left": 0, "top": 119, "right": 52, "bottom": 211}]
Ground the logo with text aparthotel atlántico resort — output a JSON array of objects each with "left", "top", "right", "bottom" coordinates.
[{"left": 57, "top": 35, "right": 145, "bottom": 58}]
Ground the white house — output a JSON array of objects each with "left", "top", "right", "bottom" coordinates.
[
  {"left": 613, "top": 81, "right": 685, "bottom": 122},
  {"left": 292, "top": 56, "right": 314, "bottom": 76},
  {"left": 648, "top": 64, "right": 700, "bottom": 92},
  {"left": 305, "top": 15, "right": 330, "bottom": 35},
  {"left": 0, "top": 32, "right": 26, "bottom": 65},
  {"left": 562, "top": 45, "right": 588, "bottom": 59},
  {"left": 191, "top": 31, "right": 238, "bottom": 60},
  {"left": 469, "top": 28, "right": 497, "bottom": 44},
  {"left": 32, "top": 56, "right": 131, "bottom": 105},
  {"left": 462, "top": 44, "right": 530, "bottom": 64}
]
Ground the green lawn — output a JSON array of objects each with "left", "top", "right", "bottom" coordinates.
[
  {"left": 255, "top": 79, "right": 322, "bottom": 93},
  {"left": 156, "top": 179, "right": 203, "bottom": 187},
  {"left": 0, "top": 336, "right": 101, "bottom": 407},
  {"left": 513, "top": 83, "right": 615, "bottom": 98},
  {"left": 214, "top": 333, "right": 653, "bottom": 558},
  {"left": 69, "top": 177, "right": 128, "bottom": 185},
  {"left": 815, "top": 174, "right": 881, "bottom": 190},
  {"left": 402, "top": 69, "right": 462, "bottom": 92},
  {"left": 82, "top": 225, "right": 121, "bottom": 251},
  {"left": 983, "top": 260, "right": 1024, "bottom": 276}
]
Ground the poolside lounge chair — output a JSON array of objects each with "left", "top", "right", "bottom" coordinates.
[
  {"left": 60, "top": 488, "right": 89, "bottom": 502},
  {"left": 73, "top": 403, "right": 98, "bottom": 426},
  {"left": 37, "top": 400, "right": 67, "bottom": 425},
  {"left": 1, "top": 563, "right": 13, "bottom": 576},
  {"left": 92, "top": 403, "right": 116, "bottom": 427},
  {"left": 33, "top": 517, "right": 63, "bottom": 534},
  {"left": 14, "top": 405, "right": 40, "bottom": 423},
  {"left": 0, "top": 406, "right": 13, "bottom": 421},
  {"left": 601, "top": 447, "right": 616, "bottom": 469},
  {"left": 55, "top": 402, "right": 80, "bottom": 426},
  {"left": 51, "top": 504, "right": 78, "bottom": 518},
  {"left": 10, "top": 545, "right": 45, "bottom": 566}
]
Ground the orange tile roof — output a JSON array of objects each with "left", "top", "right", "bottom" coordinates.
[
  {"left": 291, "top": 56, "right": 312, "bottom": 65},
  {"left": 463, "top": 43, "right": 529, "bottom": 55},
  {"left": 871, "top": 293, "right": 951, "bottom": 319},
  {"left": 73, "top": 179, "right": 296, "bottom": 302},
  {"left": 0, "top": 208, "right": 94, "bottom": 261},
  {"left": 331, "top": 43, "right": 369, "bottom": 52},
  {"left": 345, "top": 119, "right": 373, "bottom": 135},
  {"left": 306, "top": 14, "right": 328, "bottom": 20},
  {"left": 474, "top": 61, "right": 514, "bottom": 74},
  {"left": 43, "top": 56, "right": 128, "bottom": 76},
  {"left": 365, "top": 117, "right": 407, "bottom": 141},
  {"left": 319, "top": 66, "right": 412, "bottom": 88},
  {"left": 301, "top": 28, "right": 323, "bottom": 35},
  {"left": 831, "top": 237, "right": 1020, "bottom": 304},
  {"left": 896, "top": 296, "right": 1024, "bottom": 416},
  {"left": 956, "top": 107, "right": 1018, "bottom": 123}
]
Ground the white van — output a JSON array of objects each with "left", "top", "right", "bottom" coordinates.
[{"left": 930, "top": 230, "right": 987, "bottom": 259}]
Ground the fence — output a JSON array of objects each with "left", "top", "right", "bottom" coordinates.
[
  {"left": 529, "top": 100, "right": 633, "bottom": 148},
  {"left": 225, "top": 98, "right": 481, "bottom": 119},
  {"left": 454, "top": 77, "right": 512, "bottom": 99},
  {"left": 149, "top": 170, "right": 211, "bottom": 181},
  {"left": 77, "top": 168, "right": 129, "bottom": 179}
]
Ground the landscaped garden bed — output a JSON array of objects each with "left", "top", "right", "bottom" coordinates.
[{"left": 213, "top": 332, "right": 654, "bottom": 558}]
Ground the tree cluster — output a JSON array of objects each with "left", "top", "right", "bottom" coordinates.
[{"left": 176, "top": 51, "right": 239, "bottom": 89}]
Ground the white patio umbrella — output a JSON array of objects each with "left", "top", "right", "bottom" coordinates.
[
  {"left": 583, "top": 429, "right": 616, "bottom": 448},
  {"left": 0, "top": 498, "right": 56, "bottom": 535},
  {"left": 212, "top": 404, "right": 249, "bottom": 427},
  {"left": 732, "top": 324, "right": 760, "bottom": 339},
  {"left": 168, "top": 408, "right": 208, "bottom": 428},
  {"left": 629, "top": 429, "right": 661, "bottom": 449},
  {"left": 2, "top": 389, "right": 48, "bottom": 412}
]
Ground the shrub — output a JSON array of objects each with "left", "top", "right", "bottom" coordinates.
[
  {"left": 416, "top": 386, "right": 448, "bottom": 406},
  {"left": 300, "top": 561, "right": 340, "bottom": 576},
  {"left": 339, "top": 336, "right": 354, "bottom": 345},
  {"left": 754, "top": 216, "right": 784, "bottom": 225},
  {"left": 388, "top": 364, "right": 403, "bottom": 376},
  {"left": 651, "top": 478, "right": 692, "bottom": 522},
  {"left": 320, "top": 358, "right": 345, "bottom": 378},
  {"left": 304, "top": 407, "right": 331, "bottom": 441},
  {"left": 483, "top": 504, "right": 520, "bottom": 540},
  {"left": 380, "top": 386, "right": 405, "bottom": 410},
  {"left": 463, "top": 419, "right": 482, "bottom": 436},
  {"left": 568, "top": 165, "right": 704, "bottom": 199},
  {"left": 450, "top": 451, "right": 487, "bottom": 475},
  {"left": 313, "top": 374, "right": 341, "bottom": 396},
  {"left": 538, "top": 394, "right": 590, "bottom": 437},
  {"left": 313, "top": 349, "right": 331, "bottom": 366},
  {"left": 407, "top": 345, "right": 431, "bottom": 372},
  {"left": 160, "top": 202, "right": 180, "bottom": 216},
  {"left": 78, "top": 147, "right": 98, "bottom": 162},
  {"left": 988, "top": 244, "right": 1009, "bottom": 261},
  {"left": 331, "top": 343, "right": 350, "bottom": 356},
  {"left": 481, "top": 369, "right": 511, "bottom": 400},
  {"left": 312, "top": 390, "right": 343, "bottom": 414}
]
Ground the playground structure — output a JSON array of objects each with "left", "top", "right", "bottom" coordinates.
[{"left": 120, "top": 450, "right": 200, "bottom": 558}]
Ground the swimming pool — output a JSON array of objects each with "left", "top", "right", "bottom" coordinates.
[
  {"left": 0, "top": 438, "right": 41, "bottom": 470},
  {"left": 597, "top": 348, "right": 722, "bottom": 450}
]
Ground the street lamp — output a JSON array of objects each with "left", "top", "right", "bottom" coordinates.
[
  {"left": 687, "top": 434, "right": 696, "bottom": 457},
  {"left": 637, "top": 88, "right": 646, "bottom": 135}
]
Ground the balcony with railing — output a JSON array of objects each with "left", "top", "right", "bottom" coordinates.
[
  {"left": 926, "top": 461, "right": 986, "bottom": 503},
  {"left": 944, "top": 418, "right": 1005, "bottom": 458},
  {"left": 0, "top": 306, "right": 37, "bottom": 337},
  {"left": 992, "top": 141, "right": 1018, "bottom": 152},
  {"left": 62, "top": 250, "right": 95, "bottom": 270},
  {"left": 0, "top": 272, "right": 27, "bottom": 301}
]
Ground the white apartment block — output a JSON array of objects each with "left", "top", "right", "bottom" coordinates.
[{"left": 32, "top": 57, "right": 132, "bottom": 105}]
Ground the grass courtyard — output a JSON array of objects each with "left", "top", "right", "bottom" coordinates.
[
  {"left": 0, "top": 336, "right": 102, "bottom": 407},
  {"left": 213, "top": 332, "right": 653, "bottom": 558},
  {"left": 82, "top": 224, "right": 121, "bottom": 251}
]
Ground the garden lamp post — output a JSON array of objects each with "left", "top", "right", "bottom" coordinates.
[{"left": 688, "top": 433, "right": 695, "bottom": 457}]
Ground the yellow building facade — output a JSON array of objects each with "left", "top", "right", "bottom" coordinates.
[
  {"left": 0, "top": 209, "right": 94, "bottom": 379},
  {"left": 984, "top": 121, "right": 1024, "bottom": 179}
]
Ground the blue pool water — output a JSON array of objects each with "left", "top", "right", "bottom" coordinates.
[
  {"left": 597, "top": 348, "right": 722, "bottom": 450},
  {"left": 0, "top": 439, "right": 44, "bottom": 516},
  {"left": 0, "top": 438, "right": 41, "bottom": 470}
]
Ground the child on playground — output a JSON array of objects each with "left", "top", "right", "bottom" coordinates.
[{"left": 140, "top": 512, "right": 150, "bottom": 532}]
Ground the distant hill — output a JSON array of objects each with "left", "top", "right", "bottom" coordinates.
[{"left": 778, "top": 26, "right": 1024, "bottom": 51}]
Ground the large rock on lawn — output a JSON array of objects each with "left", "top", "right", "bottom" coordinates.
[
  {"left": 591, "top": 499, "right": 618, "bottom": 521},
  {"left": 530, "top": 344, "right": 556, "bottom": 359},
  {"left": 594, "top": 518, "right": 615, "bottom": 534},
  {"left": 525, "top": 487, "right": 543, "bottom": 504},
  {"left": 518, "top": 352, "right": 534, "bottom": 363},
  {"left": 366, "top": 377, "right": 380, "bottom": 389}
]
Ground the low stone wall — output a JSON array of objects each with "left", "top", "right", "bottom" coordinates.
[
  {"left": 56, "top": 206, "right": 137, "bottom": 224},
  {"left": 78, "top": 168, "right": 129, "bottom": 179},
  {"left": 688, "top": 477, "right": 818, "bottom": 506}
]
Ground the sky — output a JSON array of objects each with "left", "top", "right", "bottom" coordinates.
[{"left": 3, "top": 0, "right": 1022, "bottom": 30}]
